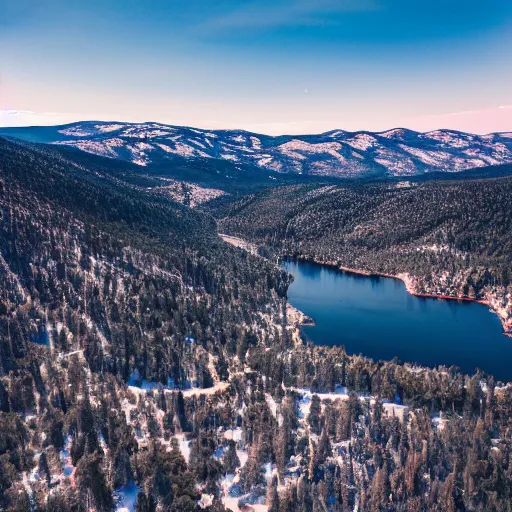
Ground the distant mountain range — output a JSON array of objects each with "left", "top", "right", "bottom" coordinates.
[{"left": 1, "top": 121, "right": 512, "bottom": 178}]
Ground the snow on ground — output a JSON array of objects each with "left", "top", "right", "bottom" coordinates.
[
  {"left": 175, "top": 433, "right": 191, "bottom": 462},
  {"left": 221, "top": 473, "right": 236, "bottom": 495},
  {"left": 189, "top": 139, "right": 208, "bottom": 149},
  {"left": 296, "top": 386, "right": 349, "bottom": 401},
  {"left": 222, "top": 496, "right": 241, "bottom": 512},
  {"left": 375, "top": 149, "right": 417, "bottom": 175},
  {"left": 237, "top": 449, "right": 249, "bottom": 469},
  {"left": 57, "top": 349, "right": 84, "bottom": 360},
  {"left": 219, "top": 234, "right": 258, "bottom": 255},
  {"left": 121, "top": 397, "right": 137, "bottom": 424},
  {"left": 127, "top": 371, "right": 168, "bottom": 391},
  {"left": 278, "top": 139, "right": 345, "bottom": 162},
  {"left": 344, "top": 133, "right": 378, "bottom": 151},
  {"left": 223, "top": 497, "right": 268, "bottom": 512},
  {"left": 198, "top": 493, "right": 214, "bottom": 509},
  {"left": 298, "top": 393, "right": 311, "bottom": 419},
  {"left": 115, "top": 481, "right": 140, "bottom": 512},
  {"left": 295, "top": 386, "right": 409, "bottom": 423},
  {"left": 22, "top": 472, "right": 36, "bottom": 511},
  {"left": 380, "top": 401, "right": 409, "bottom": 422},
  {"left": 60, "top": 434, "right": 75, "bottom": 478},
  {"left": 28, "top": 452, "right": 41, "bottom": 483},
  {"left": 221, "top": 153, "right": 239, "bottom": 162},
  {"left": 59, "top": 127, "right": 95, "bottom": 137},
  {"left": 295, "top": 386, "right": 350, "bottom": 418},
  {"left": 462, "top": 148, "right": 502, "bottom": 165},
  {"left": 99, "top": 430, "right": 108, "bottom": 455},
  {"left": 55, "top": 138, "right": 125, "bottom": 159},
  {"left": 250, "top": 136, "right": 262, "bottom": 150},
  {"left": 379, "top": 128, "right": 408, "bottom": 140},
  {"left": 180, "top": 382, "right": 230, "bottom": 397},
  {"left": 155, "top": 141, "right": 211, "bottom": 159},
  {"left": 432, "top": 413, "right": 448, "bottom": 432},
  {"left": 265, "top": 393, "right": 278, "bottom": 418},
  {"left": 128, "top": 370, "right": 229, "bottom": 398},
  {"left": 50, "top": 123, "right": 512, "bottom": 179},
  {"left": 398, "top": 144, "right": 451, "bottom": 166},
  {"left": 154, "top": 179, "right": 227, "bottom": 208},
  {"left": 224, "top": 427, "right": 243, "bottom": 442},
  {"left": 257, "top": 156, "right": 274, "bottom": 168},
  {"left": 422, "top": 130, "right": 473, "bottom": 147},
  {"left": 490, "top": 141, "right": 510, "bottom": 156},
  {"left": 395, "top": 181, "right": 413, "bottom": 189},
  {"left": 95, "top": 123, "right": 125, "bottom": 134},
  {"left": 263, "top": 462, "right": 273, "bottom": 482}
]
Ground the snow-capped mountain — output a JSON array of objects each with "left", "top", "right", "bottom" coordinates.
[{"left": 2, "top": 121, "right": 512, "bottom": 177}]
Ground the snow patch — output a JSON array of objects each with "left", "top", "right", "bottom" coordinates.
[{"left": 115, "top": 481, "right": 140, "bottom": 512}]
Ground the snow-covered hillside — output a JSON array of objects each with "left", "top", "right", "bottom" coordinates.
[{"left": 3, "top": 121, "right": 512, "bottom": 177}]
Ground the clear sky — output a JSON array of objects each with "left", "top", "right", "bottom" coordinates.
[{"left": 2, "top": 0, "right": 512, "bottom": 134}]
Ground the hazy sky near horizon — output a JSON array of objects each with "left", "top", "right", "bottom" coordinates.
[{"left": 2, "top": 0, "right": 512, "bottom": 134}]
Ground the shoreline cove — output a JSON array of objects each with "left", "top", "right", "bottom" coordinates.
[
  {"left": 217, "top": 233, "right": 512, "bottom": 337},
  {"left": 286, "top": 303, "right": 315, "bottom": 327},
  {"left": 284, "top": 256, "right": 512, "bottom": 338}
]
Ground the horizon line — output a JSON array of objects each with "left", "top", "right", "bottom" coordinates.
[{"left": 1, "top": 118, "right": 511, "bottom": 138}]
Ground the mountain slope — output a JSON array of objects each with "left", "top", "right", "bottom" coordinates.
[
  {"left": 2, "top": 121, "right": 512, "bottom": 178},
  {"left": 215, "top": 177, "right": 512, "bottom": 334},
  {"left": 2, "top": 136, "right": 512, "bottom": 512},
  {"left": 0, "top": 134, "right": 293, "bottom": 390},
  {"left": 0, "top": 135, "right": 291, "bottom": 509}
]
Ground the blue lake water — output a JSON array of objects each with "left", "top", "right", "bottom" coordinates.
[{"left": 283, "top": 259, "right": 512, "bottom": 382}]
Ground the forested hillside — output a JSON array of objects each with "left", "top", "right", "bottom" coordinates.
[
  {"left": 0, "top": 137, "right": 285, "bottom": 510},
  {"left": 2, "top": 137, "right": 512, "bottom": 511},
  {"left": 1, "top": 136, "right": 319, "bottom": 197},
  {"left": 216, "top": 179, "right": 512, "bottom": 334}
]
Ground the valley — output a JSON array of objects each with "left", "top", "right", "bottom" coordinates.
[
  {"left": 1, "top": 133, "right": 512, "bottom": 512},
  {"left": 215, "top": 179, "right": 512, "bottom": 338}
]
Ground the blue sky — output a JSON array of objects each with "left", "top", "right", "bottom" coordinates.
[{"left": 2, "top": 0, "right": 512, "bottom": 133}]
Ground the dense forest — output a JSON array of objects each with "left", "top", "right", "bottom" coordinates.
[
  {"left": 214, "top": 179, "right": 512, "bottom": 334},
  {"left": 1, "top": 137, "right": 512, "bottom": 512}
]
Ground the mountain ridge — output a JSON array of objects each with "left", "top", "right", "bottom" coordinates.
[{"left": 2, "top": 121, "right": 512, "bottom": 178}]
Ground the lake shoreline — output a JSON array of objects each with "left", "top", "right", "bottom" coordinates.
[
  {"left": 284, "top": 257, "right": 512, "bottom": 380},
  {"left": 218, "top": 233, "right": 512, "bottom": 338},
  {"left": 284, "top": 255, "right": 512, "bottom": 338},
  {"left": 286, "top": 303, "right": 315, "bottom": 327}
]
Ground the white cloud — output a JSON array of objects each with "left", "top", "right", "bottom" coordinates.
[
  {"left": 199, "top": 0, "right": 379, "bottom": 32},
  {"left": 0, "top": 109, "right": 81, "bottom": 127}
]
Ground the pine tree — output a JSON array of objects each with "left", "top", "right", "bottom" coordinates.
[
  {"left": 267, "top": 475, "right": 279, "bottom": 512},
  {"left": 75, "top": 452, "right": 113, "bottom": 512},
  {"left": 135, "top": 491, "right": 156, "bottom": 512},
  {"left": 223, "top": 440, "right": 240, "bottom": 475},
  {"left": 308, "top": 395, "right": 322, "bottom": 435},
  {"left": 38, "top": 452, "right": 51, "bottom": 487}
]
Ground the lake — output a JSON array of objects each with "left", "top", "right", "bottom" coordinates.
[{"left": 283, "top": 259, "right": 512, "bottom": 382}]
